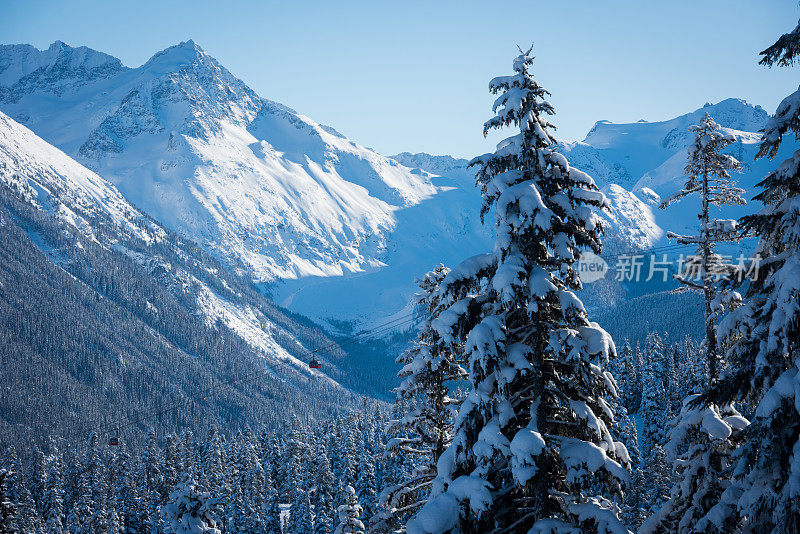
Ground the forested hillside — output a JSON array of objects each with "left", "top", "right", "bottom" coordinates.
[{"left": 0, "top": 112, "right": 367, "bottom": 452}]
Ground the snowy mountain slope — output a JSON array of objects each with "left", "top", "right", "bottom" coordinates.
[
  {"left": 391, "top": 152, "right": 476, "bottom": 182},
  {"left": 0, "top": 41, "right": 440, "bottom": 282},
  {"left": 591, "top": 103, "right": 798, "bottom": 249},
  {"left": 2, "top": 40, "right": 795, "bottom": 331},
  {"left": 273, "top": 170, "right": 491, "bottom": 327},
  {"left": 564, "top": 99, "right": 770, "bottom": 190},
  {"left": 556, "top": 98, "right": 800, "bottom": 250},
  {"left": 0, "top": 110, "right": 362, "bottom": 406},
  {"left": 0, "top": 40, "right": 495, "bottom": 329},
  {"left": 0, "top": 40, "right": 123, "bottom": 95},
  {"left": 597, "top": 184, "right": 662, "bottom": 253},
  {"left": 390, "top": 152, "right": 662, "bottom": 254},
  {"left": 0, "top": 110, "right": 160, "bottom": 244},
  {"left": 389, "top": 99, "right": 800, "bottom": 316}
]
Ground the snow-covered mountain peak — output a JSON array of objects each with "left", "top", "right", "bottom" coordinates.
[
  {"left": 0, "top": 41, "right": 124, "bottom": 95},
  {"left": 137, "top": 40, "right": 261, "bottom": 127},
  {"left": 0, "top": 40, "right": 453, "bottom": 294},
  {"left": 583, "top": 98, "right": 767, "bottom": 149},
  {"left": 73, "top": 40, "right": 265, "bottom": 163},
  {"left": 140, "top": 39, "right": 225, "bottom": 80},
  {"left": 563, "top": 98, "right": 771, "bottom": 193},
  {"left": 697, "top": 98, "right": 768, "bottom": 132}
]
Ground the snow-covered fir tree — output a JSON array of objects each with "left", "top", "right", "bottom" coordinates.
[
  {"left": 407, "top": 47, "right": 629, "bottom": 534},
  {"left": 634, "top": 332, "right": 672, "bottom": 518},
  {"left": 27, "top": 448, "right": 46, "bottom": 512},
  {"left": 6, "top": 452, "right": 40, "bottom": 534},
  {"left": 335, "top": 485, "right": 365, "bottom": 534},
  {"left": 640, "top": 445, "right": 670, "bottom": 519},
  {"left": 85, "top": 432, "right": 110, "bottom": 533},
  {"left": 0, "top": 468, "right": 18, "bottom": 533},
  {"left": 291, "top": 488, "right": 315, "bottom": 534},
  {"left": 640, "top": 397, "right": 748, "bottom": 533},
  {"left": 180, "top": 430, "right": 197, "bottom": 482},
  {"left": 671, "top": 336, "right": 706, "bottom": 408},
  {"left": 699, "top": 19, "right": 800, "bottom": 532},
  {"left": 200, "top": 426, "right": 225, "bottom": 494},
  {"left": 355, "top": 455, "right": 377, "bottom": 522},
  {"left": 262, "top": 463, "right": 282, "bottom": 534},
  {"left": 377, "top": 264, "right": 466, "bottom": 531},
  {"left": 640, "top": 332, "right": 669, "bottom": 459},
  {"left": 613, "top": 406, "right": 639, "bottom": 470},
  {"left": 607, "top": 344, "right": 644, "bottom": 530},
  {"left": 164, "top": 434, "right": 182, "bottom": 497},
  {"left": 643, "top": 335, "right": 742, "bottom": 532},
  {"left": 611, "top": 403, "right": 647, "bottom": 530},
  {"left": 313, "top": 447, "right": 337, "bottom": 534},
  {"left": 67, "top": 464, "right": 92, "bottom": 534},
  {"left": 660, "top": 112, "right": 745, "bottom": 381},
  {"left": 120, "top": 446, "right": 145, "bottom": 533},
  {"left": 161, "top": 478, "right": 222, "bottom": 534},
  {"left": 614, "top": 339, "right": 639, "bottom": 414},
  {"left": 42, "top": 453, "right": 65, "bottom": 534},
  {"left": 143, "top": 427, "right": 165, "bottom": 533}
]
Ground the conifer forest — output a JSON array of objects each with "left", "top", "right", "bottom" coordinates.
[{"left": 0, "top": 3, "right": 799, "bottom": 533}]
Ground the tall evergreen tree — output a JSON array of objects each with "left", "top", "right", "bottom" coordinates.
[
  {"left": 632, "top": 333, "right": 672, "bottom": 520},
  {"left": 355, "top": 456, "right": 377, "bottom": 521},
  {"left": 680, "top": 336, "right": 707, "bottom": 401},
  {"left": 0, "top": 468, "right": 19, "bottom": 534},
  {"left": 161, "top": 478, "right": 221, "bottom": 534},
  {"left": 291, "top": 489, "right": 314, "bottom": 534},
  {"left": 67, "top": 470, "right": 92, "bottom": 534},
  {"left": 378, "top": 264, "right": 466, "bottom": 531},
  {"left": 313, "top": 448, "right": 336, "bottom": 534},
  {"left": 643, "top": 335, "right": 743, "bottom": 532},
  {"left": 164, "top": 434, "right": 182, "bottom": 497},
  {"left": 408, "top": 47, "right": 628, "bottom": 533},
  {"left": 200, "top": 427, "right": 224, "bottom": 492},
  {"left": 660, "top": 112, "right": 745, "bottom": 381},
  {"left": 180, "top": 431, "right": 197, "bottom": 481},
  {"left": 265, "top": 495, "right": 283, "bottom": 534},
  {"left": 27, "top": 448, "right": 47, "bottom": 511},
  {"left": 641, "top": 445, "right": 670, "bottom": 518},
  {"left": 640, "top": 332, "right": 669, "bottom": 458},
  {"left": 334, "top": 486, "right": 364, "bottom": 534},
  {"left": 42, "top": 454, "right": 65, "bottom": 534},
  {"left": 615, "top": 339, "right": 638, "bottom": 414},
  {"left": 640, "top": 397, "right": 748, "bottom": 533},
  {"left": 142, "top": 427, "right": 165, "bottom": 533},
  {"left": 314, "top": 491, "right": 335, "bottom": 534},
  {"left": 613, "top": 406, "right": 639, "bottom": 469},
  {"left": 701, "top": 19, "right": 800, "bottom": 532},
  {"left": 5, "top": 451, "right": 40, "bottom": 534},
  {"left": 85, "top": 433, "right": 109, "bottom": 533},
  {"left": 117, "top": 445, "right": 144, "bottom": 534}
]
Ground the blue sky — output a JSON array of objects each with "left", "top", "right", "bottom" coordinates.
[{"left": 2, "top": 0, "right": 798, "bottom": 157}]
